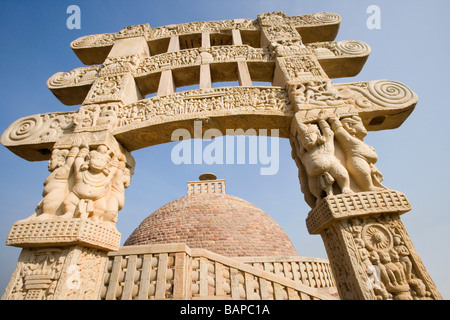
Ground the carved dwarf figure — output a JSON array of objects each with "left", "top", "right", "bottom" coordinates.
[
  {"left": 329, "top": 115, "right": 385, "bottom": 192},
  {"left": 35, "top": 143, "right": 80, "bottom": 219},
  {"left": 102, "top": 157, "right": 133, "bottom": 225},
  {"left": 62, "top": 143, "right": 120, "bottom": 222},
  {"left": 293, "top": 113, "right": 352, "bottom": 202}
]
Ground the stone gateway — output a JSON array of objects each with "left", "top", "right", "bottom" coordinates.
[{"left": 1, "top": 11, "right": 441, "bottom": 300}]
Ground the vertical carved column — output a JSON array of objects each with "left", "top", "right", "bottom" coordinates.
[
  {"left": 307, "top": 205, "right": 442, "bottom": 300},
  {"left": 157, "top": 35, "right": 179, "bottom": 96},
  {"left": 289, "top": 112, "right": 442, "bottom": 300},
  {"left": 2, "top": 245, "right": 109, "bottom": 300},
  {"left": 231, "top": 29, "right": 252, "bottom": 86},
  {"left": 2, "top": 130, "right": 135, "bottom": 300},
  {"left": 199, "top": 32, "right": 212, "bottom": 89},
  {"left": 268, "top": 11, "right": 443, "bottom": 297},
  {"left": 2, "top": 35, "right": 143, "bottom": 300}
]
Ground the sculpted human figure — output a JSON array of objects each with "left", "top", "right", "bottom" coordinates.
[
  {"left": 328, "top": 115, "right": 385, "bottom": 192},
  {"left": 368, "top": 251, "right": 392, "bottom": 300},
  {"left": 377, "top": 250, "right": 412, "bottom": 300},
  {"left": 393, "top": 235, "right": 412, "bottom": 280},
  {"left": 62, "top": 143, "right": 120, "bottom": 222},
  {"left": 102, "top": 156, "right": 133, "bottom": 225},
  {"left": 35, "top": 142, "right": 81, "bottom": 219},
  {"left": 294, "top": 113, "right": 352, "bottom": 202}
]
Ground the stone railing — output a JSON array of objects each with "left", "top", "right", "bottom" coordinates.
[
  {"left": 187, "top": 179, "right": 226, "bottom": 196},
  {"left": 100, "top": 243, "right": 338, "bottom": 300},
  {"left": 235, "top": 256, "right": 337, "bottom": 296}
]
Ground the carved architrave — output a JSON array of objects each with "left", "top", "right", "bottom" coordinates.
[
  {"left": 99, "top": 54, "right": 142, "bottom": 77},
  {"left": 74, "top": 102, "right": 121, "bottom": 132},
  {"left": 48, "top": 41, "right": 369, "bottom": 103},
  {"left": 307, "top": 40, "right": 371, "bottom": 58},
  {"left": 287, "top": 12, "right": 341, "bottom": 28},
  {"left": 69, "top": 12, "right": 338, "bottom": 51},
  {"left": 135, "top": 45, "right": 273, "bottom": 76},
  {"left": 114, "top": 86, "right": 292, "bottom": 129},
  {"left": 1, "top": 112, "right": 77, "bottom": 147}
]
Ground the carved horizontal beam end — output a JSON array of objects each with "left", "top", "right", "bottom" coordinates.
[
  {"left": 0, "top": 112, "right": 79, "bottom": 161},
  {"left": 288, "top": 79, "right": 418, "bottom": 131},
  {"left": 70, "top": 35, "right": 114, "bottom": 65}
]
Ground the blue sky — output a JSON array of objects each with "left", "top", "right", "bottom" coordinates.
[{"left": 0, "top": 0, "right": 449, "bottom": 299}]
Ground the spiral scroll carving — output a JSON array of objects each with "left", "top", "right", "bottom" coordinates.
[
  {"left": 70, "top": 34, "right": 100, "bottom": 48},
  {"left": 312, "top": 12, "right": 341, "bottom": 24},
  {"left": 336, "top": 40, "right": 370, "bottom": 56},
  {"left": 368, "top": 80, "right": 414, "bottom": 106},
  {"left": 47, "top": 70, "right": 78, "bottom": 89},
  {"left": 7, "top": 115, "right": 43, "bottom": 142}
]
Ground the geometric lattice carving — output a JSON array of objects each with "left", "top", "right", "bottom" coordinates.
[
  {"left": 306, "top": 190, "right": 411, "bottom": 234},
  {"left": 187, "top": 179, "right": 226, "bottom": 196},
  {"left": 6, "top": 218, "right": 121, "bottom": 251}
]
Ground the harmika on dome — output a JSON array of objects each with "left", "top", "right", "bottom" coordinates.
[{"left": 124, "top": 174, "right": 298, "bottom": 257}]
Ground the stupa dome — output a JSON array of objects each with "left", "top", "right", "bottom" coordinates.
[{"left": 124, "top": 175, "right": 298, "bottom": 257}]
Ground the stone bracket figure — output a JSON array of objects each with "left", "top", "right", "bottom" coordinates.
[
  {"left": 22, "top": 131, "right": 134, "bottom": 228},
  {"left": 62, "top": 142, "right": 121, "bottom": 223},
  {"left": 292, "top": 112, "right": 352, "bottom": 204},
  {"left": 328, "top": 115, "right": 385, "bottom": 192},
  {"left": 32, "top": 140, "right": 82, "bottom": 220}
]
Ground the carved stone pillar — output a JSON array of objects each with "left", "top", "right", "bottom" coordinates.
[
  {"left": 2, "top": 130, "right": 135, "bottom": 300},
  {"left": 1, "top": 35, "right": 142, "bottom": 300},
  {"left": 2, "top": 246, "right": 108, "bottom": 300},
  {"left": 289, "top": 113, "right": 442, "bottom": 300},
  {"left": 305, "top": 192, "right": 442, "bottom": 300}
]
